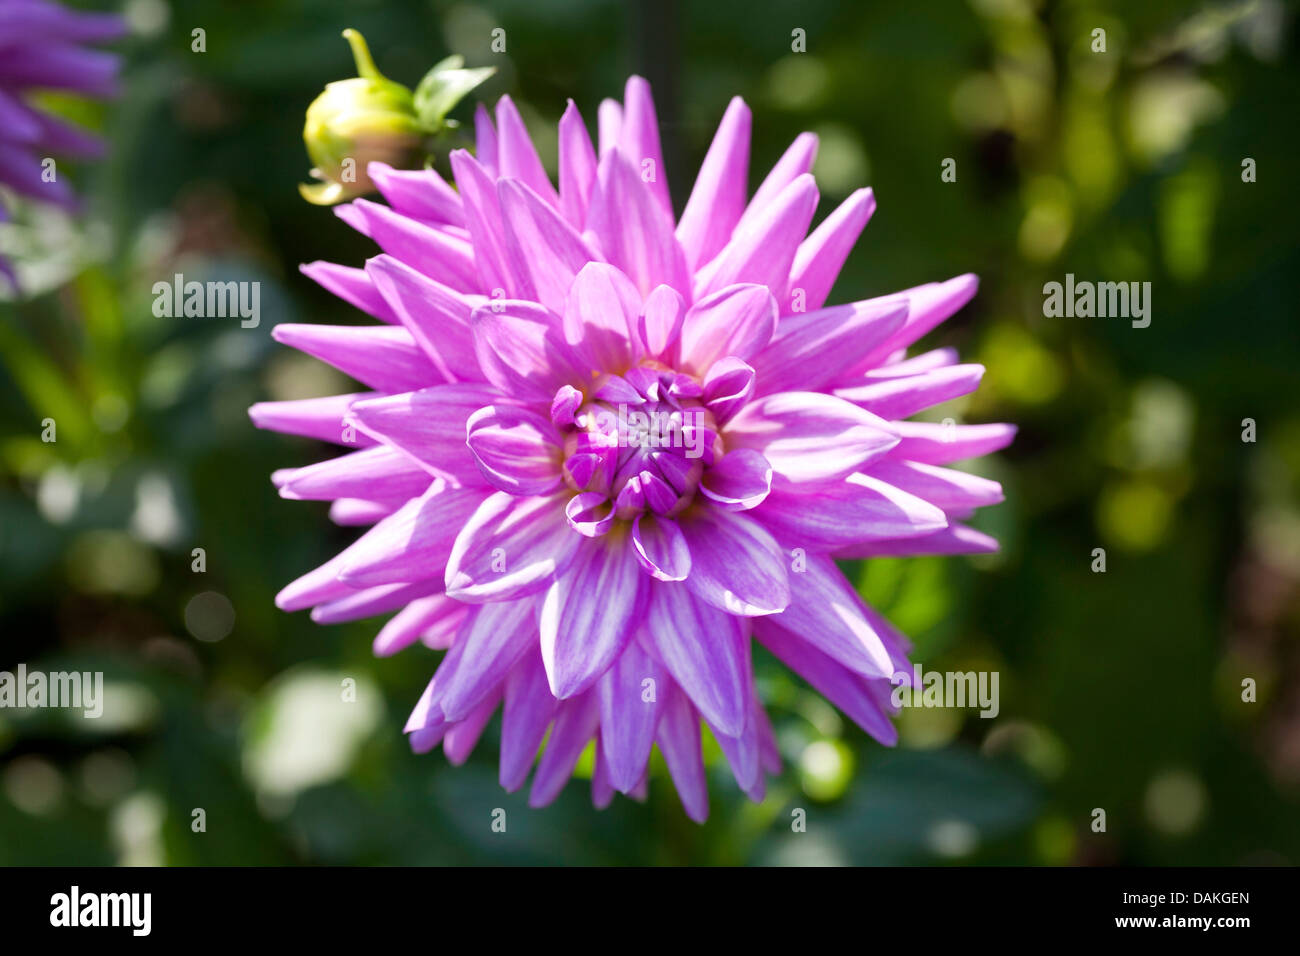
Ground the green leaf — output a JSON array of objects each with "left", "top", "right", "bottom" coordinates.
[{"left": 413, "top": 62, "right": 495, "bottom": 130}]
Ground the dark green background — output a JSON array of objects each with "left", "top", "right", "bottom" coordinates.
[{"left": 1, "top": 0, "right": 1297, "bottom": 865}]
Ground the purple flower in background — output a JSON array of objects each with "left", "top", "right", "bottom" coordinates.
[
  {"left": 0, "top": 0, "right": 124, "bottom": 285},
  {"left": 253, "top": 76, "right": 1014, "bottom": 819}
]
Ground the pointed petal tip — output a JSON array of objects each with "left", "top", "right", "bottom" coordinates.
[
  {"left": 274, "top": 582, "right": 317, "bottom": 613},
  {"left": 268, "top": 322, "right": 309, "bottom": 347},
  {"left": 681, "top": 798, "right": 709, "bottom": 824}
]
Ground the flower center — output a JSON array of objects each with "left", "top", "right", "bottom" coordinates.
[{"left": 557, "top": 364, "right": 721, "bottom": 520}]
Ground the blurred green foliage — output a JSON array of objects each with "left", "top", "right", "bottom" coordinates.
[{"left": 1, "top": 0, "right": 1297, "bottom": 865}]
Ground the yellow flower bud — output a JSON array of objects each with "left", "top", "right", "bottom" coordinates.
[{"left": 299, "top": 30, "right": 428, "bottom": 205}]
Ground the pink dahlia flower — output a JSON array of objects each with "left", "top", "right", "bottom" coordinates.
[
  {"left": 0, "top": 0, "right": 125, "bottom": 284},
  {"left": 253, "top": 77, "right": 1014, "bottom": 820}
]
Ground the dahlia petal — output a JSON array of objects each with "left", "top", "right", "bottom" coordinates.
[
  {"left": 364, "top": 254, "right": 483, "bottom": 381},
  {"left": 730, "top": 132, "right": 818, "bottom": 241},
  {"left": 404, "top": 678, "right": 442, "bottom": 733},
  {"left": 373, "top": 593, "right": 470, "bottom": 657},
  {"left": 368, "top": 161, "right": 465, "bottom": 227},
  {"left": 695, "top": 173, "right": 818, "bottom": 303},
  {"left": 465, "top": 403, "right": 564, "bottom": 496},
  {"left": 436, "top": 598, "right": 536, "bottom": 721},
  {"left": 655, "top": 681, "right": 709, "bottom": 822},
  {"left": 346, "top": 384, "right": 500, "bottom": 486},
  {"left": 449, "top": 148, "right": 534, "bottom": 298},
  {"left": 473, "top": 102, "right": 498, "bottom": 174},
  {"left": 0, "top": 4, "right": 126, "bottom": 44},
  {"left": 756, "top": 473, "right": 948, "bottom": 549},
  {"left": 597, "top": 98, "right": 622, "bottom": 154},
  {"left": 761, "top": 553, "right": 894, "bottom": 677},
  {"left": 0, "top": 143, "right": 75, "bottom": 207},
  {"left": 835, "top": 364, "right": 985, "bottom": 419},
  {"left": 631, "top": 513, "right": 691, "bottom": 581},
  {"left": 500, "top": 646, "right": 555, "bottom": 792},
  {"left": 499, "top": 178, "right": 602, "bottom": 315},
  {"left": 327, "top": 576, "right": 417, "bottom": 631},
  {"left": 275, "top": 552, "right": 357, "bottom": 612},
  {"left": 887, "top": 421, "right": 1018, "bottom": 464},
  {"left": 529, "top": 690, "right": 600, "bottom": 808},
  {"left": 755, "top": 623, "right": 899, "bottom": 745},
  {"left": 834, "top": 522, "right": 1000, "bottom": 558},
  {"left": 677, "top": 96, "right": 751, "bottom": 270},
  {"left": 26, "top": 109, "right": 105, "bottom": 158},
  {"left": 409, "top": 722, "right": 448, "bottom": 754},
  {"left": 0, "top": 44, "right": 118, "bottom": 97},
  {"left": 613, "top": 474, "right": 647, "bottom": 515},
  {"left": 330, "top": 201, "right": 374, "bottom": 237},
  {"left": 310, "top": 579, "right": 441, "bottom": 626},
  {"left": 700, "top": 356, "right": 756, "bottom": 424},
  {"left": 337, "top": 199, "right": 479, "bottom": 293},
  {"left": 594, "top": 374, "right": 645, "bottom": 406},
  {"left": 679, "top": 507, "right": 790, "bottom": 616},
  {"left": 550, "top": 385, "right": 583, "bottom": 428},
  {"left": 274, "top": 446, "right": 432, "bottom": 502},
  {"left": 337, "top": 482, "right": 489, "bottom": 587},
  {"left": 699, "top": 448, "right": 772, "bottom": 511},
  {"left": 469, "top": 300, "right": 586, "bottom": 402},
  {"left": 636, "top": 284, "right": 686, "bottom": 362},
  {"left": 630, "top": 774, "right": 652, "bottom": 802},
  {"left": 443, "top": 690, "right": 501, "bottom": 765},
  {"left": 678, "top": 283, "right": 778, "bottom": 374},
  {"left": 565, "top": 492, "right": 615, "bottom": 536},
  {"left": 585, "top": 150, "right": 689, "bottom": 298},
  {"left": 558, "top": 99, "right": 597, "bottom": 229},
  {"left": 540, "top": 537, "right": 646, "bottom": 699},
  {"left": 445, "top": 491, "right": 581, "bottom": 602},
  {"left": 865, "top": 460, "right": 1004, "bottom": 513},
  {"left": 711, "top": 714, "right": 763, "bottom": 798},
  {"left": 750, "top": 299, "right": 908, "bottom": 395},
  {"left": 0, "top": 90, "right": 41, "bottom": 143},
  {"left": 329, "top": 499, "right": 397, "bottom": 526},
  {"left": 495, "top": 94, "right": 559, "bottom": 207},
  {"left": 617, "top": 75, "right": 672, "bottom": 219},
  {"left": 858, "top": 273, "right": 981, "bottom": 366},
  {"left": 562, "top": 452, "right": 599, "bottom": 489},
  {"left": 645, "top": 583, "right": 751, "bottom": 736},
  {"left": 639, "top": 472, "right": 679, "bottom": 516},
  {"left": 753, "top": 700, "right": 783, "bottom": 775},
  {"left": 270, "top": 324, "right": 443, "bottom": 392},
  {"left": 299, "top": 261, "right": 398, "bottom": 324},
  {"left": 249, "top": 392, "right": 376, "bottom": 446},
  {"left": 787, "top": 187, "right": 876, "bottom": 313},
  {"left": 869, "top": 347, "right": 960, "bottom": 377},
  {"left": 591, "top": 746, "right": 615, "bottom": 809},
  {"left": 562, "top": 261, "right": 642, "bottom": 375},
  {"left": 726, "top": 391, "right": 899, "bottom": 486},
  {"left": 597, "top": 639, "right": 666, "bottom": 792}
]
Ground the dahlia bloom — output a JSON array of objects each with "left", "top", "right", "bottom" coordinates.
[
  {"left": 0, "top": 0, "right": 125, "bottom": 285},
  {"left": 253, "top": 76, "right": 1013, "bottom": 820}
]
